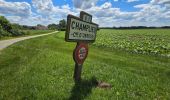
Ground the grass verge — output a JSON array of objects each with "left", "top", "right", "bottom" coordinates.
[
  {"left": 0, "top": 30, "right": 55, "bottom": 41},
  {"left": 0, "top": 31, "right": 170, "bottom": 99}
]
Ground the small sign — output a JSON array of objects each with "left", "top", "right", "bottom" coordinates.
[
  {"left": 65, "top": 15, "right": 98, "bottom": 42},
  {"left": 73, "top": 43, "right": 88, "bottom": 65},
  {"left": 80, "top": 11, "right": 92, "bottom": 23}
]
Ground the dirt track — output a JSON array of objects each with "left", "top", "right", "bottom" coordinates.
[{"left": 0, "top": 31, "right": 58, "bottom": 51}]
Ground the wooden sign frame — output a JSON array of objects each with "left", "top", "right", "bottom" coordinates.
[{"left": 65, "top": 14, "right": 98, "bottom": 43}]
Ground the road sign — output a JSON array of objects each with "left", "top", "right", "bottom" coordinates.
[
  {"left": 65, "top": 11, "right": 98, "bottom": 82},
  {"left": 73, "top": 43, "right": 88, "bottom": 65},
  {"left": 65, "top": 15, "right": 98, "bottom": 43}
]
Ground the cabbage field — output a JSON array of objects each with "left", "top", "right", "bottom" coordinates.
[
  {"left": 93, "top": 29, "right": 170, "bottom": 57},
  {"left": 0, "top": 31, "right": 170, "bottom": 99}
]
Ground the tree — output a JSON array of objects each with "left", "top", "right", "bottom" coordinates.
[
  {"left": 0, "top": 24, "right": 4, "bottom": 37},
  {"left": 0, "top": 16, "right": 26, "bottom": 37},
  {"left": 59, "top": 19, "right": 67, "bottom": 31},
  {"left": 36, "top": 24, "right": 48, "bottom": 30},
  {"left": 0, "top": 16, "right": 12, "bottom": 32},
  {"left": 11, "top": 23, "right": 22, "bottom": 29},
  {"left": 37, "top": 24, "right": 43, "bottom": 27},
  {"left": 48, "top": 24, "right": 58, "bottom": 30}
]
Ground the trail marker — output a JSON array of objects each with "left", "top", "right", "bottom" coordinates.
[{"left": 65, "top": 11, "right": 98, "bottom": 82}]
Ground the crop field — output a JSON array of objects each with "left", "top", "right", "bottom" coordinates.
[
  {"left": 94, "top": 29, "right": 170, "bottom": 57},
  {"left": 0, "top": 30, "right": 170, "bottom": 99}
]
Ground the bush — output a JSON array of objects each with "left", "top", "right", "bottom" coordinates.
[
  {"left": 0, "top": 25, "right": 11, "bottom": 37},
  {"left": 9, "top": 29, "right": 26, "bottom": 36},
  {"left": 0, "top": 25, "right": 3, "bottom": 37},
  {"left": 0, "top": 16, "right": 26, "bottom": 37},
  {"left": 0, "top": 16, "right": 12, "bottom": 32},
  {"left": 0, "top": 29, "right": 3, "bottom": 38},
  {"left": 25, "top": 31, "right": 30, "bottom": 35},
  {"left": 59, "top": 28, "right": 66, "bottom": 31}
]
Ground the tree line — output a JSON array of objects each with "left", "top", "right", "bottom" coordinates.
[
  {"left": 21, "top": 19, "right": 67, "bottom": 30},
  {"left": 0, "top": 16, "right": 67, "bottom": 38},
  {"left": 100, "top": 26, "right": 170, "bottom": 29},
  {"left": 0, "top": 16, "right": 26, "bottom": 37}
]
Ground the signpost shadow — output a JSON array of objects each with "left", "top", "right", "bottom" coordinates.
[{"left": 68, "top": 76, "right": 98, "bottom": 100}]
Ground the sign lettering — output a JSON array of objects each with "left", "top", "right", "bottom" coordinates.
[{"left": 65, "top": 15, "right": 98, "bottom": 42}]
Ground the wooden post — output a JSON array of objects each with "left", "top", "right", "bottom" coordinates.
[
  {"left": 73, "top": 63, "right": 83, "bottom": 82},
  {"left": 73, "top": 42, "right": 82, "bottom": 82},
  {"left": 73, "top": 42, "right": 88, "bottom": 82}
]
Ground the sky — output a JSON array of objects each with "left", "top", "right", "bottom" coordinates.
[{"left": 0, "top": 0, "right": 170, "bottom": 27}]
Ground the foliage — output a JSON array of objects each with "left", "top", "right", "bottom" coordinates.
[
  {"left": 22, "top": 25, "right": 36, "bottom": 30},
  {"left": 36, "top": 24, "right": 47, "bottom": 30},
  {"left": 58, "top": 19, "right": 66, "bottom": 31},
  {"left": 0, "top": 25, "right": 4, "bottom": 37},
  {"left": 93, "top": 29, "right": 170, "bottom": 57},
  {"left": 0, "top": 24, "right": 10, "bottom": 37},
  {"left": 47, "top": 19, "right": 67, "bottom": 31},
  {"left": 0, "top": 16, "right": 12, "bottom": 37},
  {"left": 0, "top": 16, "right": 26, "bottom": 37},
  {"left": 9, "top": 29, "right": 25, "bottom": 36},
  {"left": 0, "top": 16, "right": 12, "bottom": 32},
  {"left": 0, "top": 16, "right": 52, "bottom": 39},
  {"left": 0, "top": 32, "right": 170, "bottom": 99},
  {"left": 48, "top": 23, "right": 58, "bottom": 30},
  {"left": 11, "top": 23, "right": 22, "bottom": 29}
]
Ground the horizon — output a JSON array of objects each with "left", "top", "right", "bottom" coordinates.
[{"left": 0, "top": 0, "right": 170, "bottom": 27}]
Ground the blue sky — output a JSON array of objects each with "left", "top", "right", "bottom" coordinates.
[{"left": 0, "top": 0, "right": 170, "bottom": 27}]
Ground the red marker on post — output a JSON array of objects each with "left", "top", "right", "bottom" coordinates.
[{"left": 73, "top": 42, "right": 88, "bottom": 81}]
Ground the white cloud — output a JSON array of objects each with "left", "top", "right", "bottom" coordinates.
[
  {"left": 32, "top": 0, "right": 54, "bottom": 14},
  {"left": 6, "top": 16, "right": 22, "bottom": 23},
  {"left": 101, "top": 2, "right": 112, "bottom": 9},
  {"left": 159, "top": 0, "right": 170, "bottom": 4},
  {"left": 113, "top": 0, "right": 118, "bottom": 2},
  {"left": 72, "top": 0, "right": 98, "bottom": 9},
  {"left": 133, "top": 0, "right": 170, "bottom": 23},
  {"left": 0, "top": 0, "right": 31, "bottom": 17},
  {"left": 163, "top": 11, "right": 170, "bottom": 18},
  {"left": 33, "top": 0, "right": 170, "bottom": 27},
  {"left": 83, "top": 0, "right": 170, "bottom": 27},
  {"left": 127, "top": 0, "right": 139, "bottom": 3},
  {"left": 1, "top": 0, "right": 170, "bottom": 27},
  {"left": 32, "top": 0, "right": 76, "bottom": 18}
]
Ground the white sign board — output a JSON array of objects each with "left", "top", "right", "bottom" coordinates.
[{"left": 65, "top": 15, "right": 98, "bottom": 42}]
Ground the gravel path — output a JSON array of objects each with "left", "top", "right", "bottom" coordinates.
[{"left": 0, "top": 31, "right": 58, "bottom": 50}]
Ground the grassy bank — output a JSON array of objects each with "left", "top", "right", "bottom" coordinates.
[
  {"left": 0, "top": 31, "right": 170, "bottom": 99},
  {"left": 0, "top": 30, "right": 55, "bottom": 40},
  {"left": 22, "top": 30, "right": 55, "bottom": 35}
]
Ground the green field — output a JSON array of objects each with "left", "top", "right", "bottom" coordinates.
[
  {"left": 0, "top": 30, "right": 170, "bottom": 99},
  {"left": 94, "top": 29, "right": 170, "bottom": 57},
  {"left": 22, "top": 30, "right": 55, "bottom": 35}
]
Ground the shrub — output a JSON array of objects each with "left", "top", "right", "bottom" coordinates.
[
  {"left": 0, "top": 25, "right": 11, "bottom": 37},
  {"left": 59, "top": 28, "right": 66, "bottom": 31},
  {"left": 9, "top": 29, "right": 26, "bottom": 36},
  {"left": 0, "top": 29, "right": 3, "bottom": 38}
]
